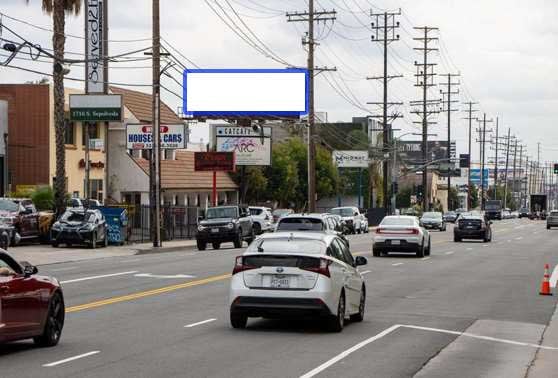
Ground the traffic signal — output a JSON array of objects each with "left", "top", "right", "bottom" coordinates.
[
  {"left": 392, "top": 182, "right": 399, "bottom": 194},
  {"left": 459, "top": 154, "right": 470, "bottom": 168},
  {"left": 554, "top": 163, "right": 558, "bottom": 174}
]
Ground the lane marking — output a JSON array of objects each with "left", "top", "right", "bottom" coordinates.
[
  {"left": 445, "top": 251, "right": 454, "bottom": 255},
  {"left": 60, "top": 271, "right": 139, "bottom": 284},
  {"left": 184, "top": 318, "right": 217, "bottom": 328},
  {"left": 360, "top": 270, "right": 371, "bottom": 275},
  {"left": 507, "top": 240, "right": 512, "bottom": 243},
  {"left": 515, "top": 237, "right": 523, "bottom": 240},
  {"left": 66, "top": 273, "right": 231, "bottom": 313},
  {"left": 391, "top": 263, "right": 403, "bottom": 266},
  {"left": 43, "top": 351, "right": 100, "bottom": 367},
  {"left": 421, "top": 257, "right": 431, "bottom": 261},
  {"left": 134, "top": 273, "right": 196, "bottom": 279},
  {"left": 299, "top": 324, "right": 558, "bottom": 378},
  {"left": 299, "top": 325, "right": 401, "bottom": 378},
  {"left": 550, "top": 264, "right": 558, "bottom": 288},
  {"left": 466, "top": 248, "right": 473, "bottom": 251},
  {"left": 483, "top": 244, "right": 488, "bottom": 247}
]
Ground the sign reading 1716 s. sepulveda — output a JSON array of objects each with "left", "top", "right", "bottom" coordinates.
[
  {"left": 69, "top": 94, "right": 122, "bottom": 121},
  {"left": 126, "top": 124, "right": 186, "bottom": 150}
]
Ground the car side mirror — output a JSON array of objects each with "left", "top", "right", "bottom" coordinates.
[
  {"left": 355, "top": 256, "right": 367, "bottom": 266},
  {"left": 23, "top": 265, "right": 38, "bottom": 277}
]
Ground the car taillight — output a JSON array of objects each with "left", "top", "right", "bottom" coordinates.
[
  {"left": 376, "top": 227, "right": 418, "bottom": 235},
  {"left": 232, "top": 256, "right": 256, "bottom": 275},
  {"left": 302, "top": 258, "right": 331, "bottom": 278},
  {"left": 375, "top": 227, "right": 385, "bottom": 234},
  {"left": 408, "top": 228, "right": 419, "bottom": 235}
]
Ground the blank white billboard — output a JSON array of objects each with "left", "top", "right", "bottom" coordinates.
[{"left": 183, "top": 69, "right": 308, "bottom": 117}]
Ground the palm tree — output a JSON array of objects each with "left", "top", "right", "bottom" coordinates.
[{"left": 28, "top": 0, "right": 82, "bottom": 216}]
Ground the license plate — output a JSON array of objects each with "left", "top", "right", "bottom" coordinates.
[
  {"left": 211, "top": 228, "right": 219, "bottom": 233},
  {"left": 270, "top": 276, "right": 290, "bottom": 288},
  {"left": 391, "top": 240, "right": 401, "bottom": 245}
]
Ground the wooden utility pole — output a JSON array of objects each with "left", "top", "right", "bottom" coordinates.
[
  {"left": 411, "top": 26, "right": 439, "bottom": 211},
  {"left": 439, "top": 73, "right": 460, "bottom": 211},
  {"left": 286, "top": 2, "right": 336, "bottom": 213},
  {"left": 151, "top": 0, "right": 162, "bottom": 247},
  {"left": 503, "top": 129, "right": 512, "bottom": 209},
  {"left": 493, "top": 117, "right": 499, "bottom": 198},
  {"left": 367, "top": 10, "right": 402, "bottom": 214},
  {"left": 476, "top": 114, "right": 493, "bottom": 210},
  {"left": 463, "top": 102, "right": 478, "bottom": 210}
]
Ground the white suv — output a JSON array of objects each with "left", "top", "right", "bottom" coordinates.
[
  {"left": 330, "top": 207, "right": 368, "bottom": 234},
  {"left": 248, "top": 207, "right": 273, "bottom": 235},
  {"left": 229, "top": 232, "right": 368, "bottom": 332}
]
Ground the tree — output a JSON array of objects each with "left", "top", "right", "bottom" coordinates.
[
  {"left": 396, "top": 186, "right": 412, "bottom": 209},
  {"left": 448, "top": 187, "right": 459, "bottom": 210},
  {"left": 470, "top": 184, "right": 480, "bottom": 209},
  {"left": 233, "top": 167, "right": 268, "bottom": 204},
  {"left": 29, "top": 0, "right": 82, "bottom": 216},
  {"left": 269, "top": 141, "right": 299, "bottom": 208},
  {"left": 31, "top": 186, "right": 55, "bottom": 211}
]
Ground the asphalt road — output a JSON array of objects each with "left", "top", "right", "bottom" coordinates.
[{"left": 1, "top": 218, "right": 557, "bottom": 378}]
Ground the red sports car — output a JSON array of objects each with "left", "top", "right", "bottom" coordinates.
[{"left": 0, "top": 251, "right": 65, "bottom": 346}]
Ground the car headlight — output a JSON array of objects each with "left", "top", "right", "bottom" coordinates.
[
  {"left": 227, "top": 223, "right": 234, "bottom": 229},
  {"left": 0, "top": 217, "right": 14, "bottom": 225},
  {"left": 198, "top": 225, "right": 206, "bottom": 232}
]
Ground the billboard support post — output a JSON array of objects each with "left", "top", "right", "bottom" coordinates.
[{"left": 213, "top": 171, "right": 217, "bottom": 207}]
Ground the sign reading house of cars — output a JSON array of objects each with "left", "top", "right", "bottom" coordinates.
[
  {"left": 126, "top": 124, "right": 186, "bottom": 149},
  {"left": 194, "top": 152, "right": 235, "bottom": 172},
  {"left": 215, "top": 126, "right": 271, "bottom": 166},
  {"left": 332, "top": 150, "right": 370, "bottom": 168}
]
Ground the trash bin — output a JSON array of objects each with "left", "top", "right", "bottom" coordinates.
[{"left": 97, "top": 207, "right": 128, "bottom": 245}]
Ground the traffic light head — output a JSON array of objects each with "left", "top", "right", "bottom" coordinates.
[{"left": 554, "top": 163, "right": 558, "bottom": 174}]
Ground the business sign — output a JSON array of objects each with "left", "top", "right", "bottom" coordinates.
[
  {"left": 332, "top": 151, "right": 370, "bottom": 168},
  {"left": 397, "top": 140, "right": 456, "bottom": 169},
  {"left": 215, "top": 126, "right": 271, "bottom": 166},
  {"left": 85, "top": 0, "right": 106, "bottom": 93},
  {"left": 69, "top": 94, "right": 122, "bottom": 121},
  {"left": 89, "top": 138, "right": 104, "bottom": 150},
  {"left": 470, "top": 168, "right": 489, "bottom": 188},
  {"left": 183, "top": 68, "right": 309, "bottom": 117},
  {"left": 194, "top": 152, "right": 235, "bottom": 172},
  {"left": 126, "top": 124, "right": 186, "bottom": 150}
]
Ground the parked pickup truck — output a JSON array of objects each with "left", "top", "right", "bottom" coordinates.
[{"left": 0, "top": 198, "right": 53, "bottom": 245}]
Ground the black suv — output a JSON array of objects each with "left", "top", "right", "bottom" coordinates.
[
  {"left": 196, "top": 206, "right": 254, "bottom": 250},
  {"left": 454, "top": 214, "right": 492, "bottom": 242}
]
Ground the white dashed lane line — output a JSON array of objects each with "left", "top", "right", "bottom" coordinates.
[
  {"left": 360, "top": 270, "right": 372, "bottom": 275},
  {"left": 184, "top": 318, "right": 217, "bottom": 328},
  {"left": 445, "top": 251, "right": 454, "bottom": 255},
  {"left": 43, "top": 351, "right": 100, "bottom": 367},
  {"left": 60, "top": 271, "right": 139, "bottom": 284},
  {"left": 391, "top": 263, "right": 404, "bottom": 266}
]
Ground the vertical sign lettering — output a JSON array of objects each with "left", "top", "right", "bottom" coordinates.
[{"left": 86, "top": 0, "right": 104, "bottom": 93}]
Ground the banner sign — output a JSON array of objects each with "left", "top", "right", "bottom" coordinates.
[
  {"left": 332, "top": 150, "right": 370, "bottom": 168},
  {"left": 69, "top": 94, "right": 122, "bottom": 121},
  {"left": 470, "top": 168, "right": 490, "bottom": 188},
  {"left": 183, "top": 68, "right": 309, "bottom": 117},
  {"left": 397, "top": 140, "right": 456, "bottom": 169},
  {"left": 126, "top": 124, "right": 186, "bottom": 150},
  {"left": 194, "top": 152, "right": 235, "bottom": 172},
  {"left": 215, "top": 126, "right": 271, "bottom": 166},
  {"left": 85, "top": 0, "right": 106, "bottom": 93}
]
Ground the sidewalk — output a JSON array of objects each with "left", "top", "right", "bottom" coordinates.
[
  {"left": 527, "top": 298, "right": 558, "bottom": 377},
  {"left": 7, "top": 239, "right": 198, "bottom": 266}
]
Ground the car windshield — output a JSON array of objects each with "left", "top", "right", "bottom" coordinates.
[
  {"left": 247, "top": 238, "right": 325, "bottom": 254},
  {"left": 249, "top": 208, "right": 263, "bottom": 216},
  {"left": 206, "top": 207, "right": 237, "bottom": 219},
  {"left": 381, "top": 217, "right": 415, "bottom": 226},
  {"left": 273, "top": 209, "right": 290, "bottom": 216},
  {"left": 276, "top": 218, "right": 324, "bottom": 231},
  {"left": 0, "top": 199, "right": 19, "bottom": 212},
  {"left": 330, "top": 208, "right": 354, "bottom": 216},
  {"left": 422, "top": 212, "right": 441, "bottom": 219},
  {"left": 60, "top": 211, "right": 96, "bottom": 223},
  {"left": 445, "top": 212, "right": 456, "bottom": 215}
]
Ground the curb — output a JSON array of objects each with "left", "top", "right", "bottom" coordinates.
[{"left": 134, "top": 244, "right": 198, "bottom": 255}]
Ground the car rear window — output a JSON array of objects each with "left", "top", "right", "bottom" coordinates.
[
  {"left": 243, "top": 255, "right": 320, "bottom": 269},
  {"left": 381, "top": 217, "right": 415, "bottom": 226},
  {"left": 276, "top": 218, "right": 325, "bottom": 231},
  {"left": 550, "top": 211, "right": 558, "bottom": 216},
  {"left": 246, "top": 239, "right": 325, "bottom": 254},
  {"left": 249, "top": 208, "right": 263, "bottom": 216}
]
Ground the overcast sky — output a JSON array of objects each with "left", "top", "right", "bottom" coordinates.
[{"left": 1, "top": 0, "right": 557, "bottom": 166}]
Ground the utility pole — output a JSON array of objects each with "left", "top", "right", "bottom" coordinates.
[
  {"left": 512, "top": 138, "right": 519, "bottom": 208},
  {"left": 463, "top": 102, "right": 478, "bottom": 210},
  {"left": 411, "top": 26, "right": 439, "bottom": 211},
  {"left": 151, "top": 0, "right": 162, "bottom": 248},
  {"left": 537, "top": 142, "right": 541, "bottom": 193},
  {"left": 439, "top": 73, "right": 460, "bottom": 211},
  {"left": 493, "top": 117, "right": 499, "bottom": 199},
  {"left": 503, "top": 129, "right": 512, "bottom": 209},
  {"left": 287, "top": 2, "right": 336, "bottom": 213},
  {"left": 367, "top": 9, "right": 402, "bottom": 214},
  {"left": 476, "top": 114, "right": 493, "bottom": 210}
]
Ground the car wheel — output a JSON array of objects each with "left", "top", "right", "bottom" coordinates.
[
  {"left": 90, "top": 232, "right": 97, "bottom": 249},
  {"left": 10, "top": 231, "right": 20, "bottom": 247},
  {"left": 253, "top": 223, "right": 262, "bottom": 235},
  {"left": 454, "top": 235, "right": 461, "bottom": 242},
  {"left": 357, "top": 227, "right": 362, "bottom": 234},
  {"left": 233, "top": 232, "right": 243, "bottom": 249},
  {"left": 0, "top": 232, "right": 10, "bottom": 250},
  {"left": 230, "top": 312, "right": 247, "bottom": 329},
  {"left": 364, "top": 227, "right": 369, "bottom": 233},
  {"left": 483, "top": 232, "right": 489, "bottom": 243},
  {"left": 547, "top": 225, "right": 551, "bottom": 230},
  {"left": 246, "top": 229, "right": 255, "bottom": 245},
  {"left": 212, "top": 242, "right": 221, "bottom": 250},
  {"left": 425, "top": 239, "right": 431, "bottom": 256},
  {"left": 350, "top": 286, "right": 366, "bottom": 322},
  {"left": 372, "top": 248, "right": 380, "bottom": 257},
  {"left": 416, "top": 242, "right": 425, "bottom": 258},
  {"left": 196, "top": 240, "right": 207, "bottom": 251},
  {"left": 51, "top": 242, "right": 59, "bottom": 248},
  {"left": 34, "top": 291, "right": 65, "bottom": 347},
  {"left": 104, "top": 234, "right": 109, "bottom": 248},
  {"left": 327, "top": 292, "right": 345, "bottom": 332}
]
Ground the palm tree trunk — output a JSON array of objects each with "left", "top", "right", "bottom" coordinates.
[{"left": 53, "top": 0, "right": 66, "bottom": 216}]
